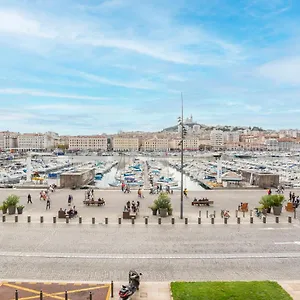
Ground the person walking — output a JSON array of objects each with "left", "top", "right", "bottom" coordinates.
[
  {"left": 46, "top": 197, "right": 51, "bottom": 210},
  {"left": 27, "top": 193, "right": 32, "bottom": 204},
  {"left": 183, "top": 188, "right": 188, "bottom": 198}
]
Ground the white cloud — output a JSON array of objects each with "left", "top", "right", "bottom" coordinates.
[
  {"left": 76, "top": 71, "right": 157, "bottom": 90},
  {"left": 0, "top": 88, "right": 109, "bottom": 101},
  {"left": 257, "top": 57, "right": 300, "bottom": 85},
  {"left": 245, "top": 104, "right": 262, "bottom": 112}
]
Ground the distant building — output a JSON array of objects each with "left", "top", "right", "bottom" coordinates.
[
  {"left": 69, "top": 135, "right": 108, "bottom": 151},
  {"left": 112, "top": 136, "right": 140, "bottom": 151},
  {"left": 17, "top": 133, "right": 55, "bottom": 151},
  {"left": 142, "top": 137, "right": 169, "bottom": 151},
  {"left": 210, "top": 130, "right": 224, "bottom": 148}
]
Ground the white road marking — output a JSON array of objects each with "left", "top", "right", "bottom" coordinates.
[
  {"left": 274, "top": 241, "right": 300, "bottom": 245},
  {"left": 0, "top": 251, "right": 300, "bottom": 259}
]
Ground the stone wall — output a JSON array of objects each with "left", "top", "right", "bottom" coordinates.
[
  {"left": 241, "top": 171, "right": 279, "bottom": 188},
  {"left": 60, "top": 169, "right": 95, "bottom": 188}
]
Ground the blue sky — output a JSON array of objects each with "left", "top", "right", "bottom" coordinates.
[{"left": 0, "top": 0, "right": 299, "bottom": 134}]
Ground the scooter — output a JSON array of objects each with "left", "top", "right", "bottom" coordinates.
[{"left": 119, "top": 270, "right": 142, "bottom": 300}]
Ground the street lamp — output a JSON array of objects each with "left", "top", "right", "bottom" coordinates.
[{"left": 178, "top": 93, "right": 187, "bottom": 219}]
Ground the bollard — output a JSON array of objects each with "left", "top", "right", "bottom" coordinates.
[
  {"left": 263, "top": 216, "right": 266, "bottom": 223},
  {"left": 211, "top": 217, "right": 214, "bottom": 224},
  {"left": 250, "top": 217, "right": 253, "bottom": 224},
  {"left": 198, "top": 217, "right": 201, "bottom": 224},
  {"left": 237, "top": 217, "right": 240, "bottom": 224},
  {"left": 105, "top": 217, "right": 108, "bottom": 225},
  {"left": 224, "top": 217, "right": 228, "bottom": 224},
  {"left": 294, "top": 209, "right": 297, "bottom": 219},
  {"left": 2, "top": 215, "right": 5, "bottom": 222},
  {"left": 158, "top": 217, "right": 161, "bottom": 225},
  {"left": 15, "top": 290, "right": 18, "bottom": 300},
  {"left": 214, "top": 210, "right": 216, "bottom": 218},
  {"left": 131, "top": 217, "right": 135, "bottom": 225},
  {"left": 92, "top": 217, "right": 95, "bottom": 224},
  {"left": 250, "top": 210, "right": 253, "bottom": 217},
  {"left": 27, "top": 215, "right": 31, "bottom": 223},
  {"left": 118, "top": 217, "right": 122, "bottom": 225},
  {"left": 40, "top": 290, "right": 43, "bottom": 300},
  {"left": 171, "top": 217, "right": 175, "bottom": 225},
  {"left": 288, "top": 216, "right": 292, "bottom": 223},
  {"left": 40, "top": 216, "right": 44, "bottom": 223},
  {"left": 206, "top": 211, "right": 208, "bottom": 218},
  {"left": 185, "top": 217, "right": 188, "bottom": 225},
  {"left": 243, "top": 211, "right": 245, "bottom": 218},
  {"left": 235, "top": 210, "right": 238, "bottom": 218},
  {"left": 15, "top": 215, "right": 18, "bottom": 223},
  {"left": 111, "top": 280, "right": 114, "bottom": 298},
  {"left": 199, "top": 211, "right": 201, "bottom": 218},
  {"left": 53, "top": 216, "right": 56, "bottom": 224},
  {"left": 89, "top": 291, "right": 92, "bottom": 300},
  {"left": 65, "top": 291, "right": 68, "bottom": 300},
  {"left": 275, "top": 216, "right": 279, "bottom": 223},
  {"left": 145, "top": 217, "right": 148, "bottom": 225},
  {"left": 79, "top": 216, "right": 82, "bottom": 224},
  {"left": 66, "top": 216, "right": 69, "bottom": 224}
]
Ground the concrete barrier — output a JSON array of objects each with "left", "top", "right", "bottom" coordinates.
[
  {"left": 263, "top": 216, "right": 266, "bottom": 223},
  {"left": 275, "top": 216, "right": 279, "bottom": 223},
  {"left": 171, "top": 217, "right": 175, "bottom": 225},
  {"left": 198, "top": 217, "right": 201, "bottom": 224},
  {"left": 158, "top": 217, "right": 161, "bottom": 225},
  {"left": 243, "top": 211, "right": 245, "bottom": 218},
  {"left": 79, "top": 216, "right": 82, "bottom": 224},
  {"left": 211, "top": 218, "right": 214, "bottom": 224},
  {"left": 105, "top": 217, "right": 108, "bottom": 225},
  {"left": 53, "top": 216, "right": 56, "bottom": 224},
  {"left": 185, "top": 217, "right": 188, "bottom": 225},
  {"left": 40, "top": 216, "right": 44, "bottom": 223},
  {"left": 27, "top": 215, "right": 31, "bottom": 223},
  {"left": 294, "top": 210, "right": 297, "bottom": 219},
  {"left": 66, "top": 216, "right": 69, "bottom": 224},
  {"left": 2, "top": 215, "right": 5, "bottom": 222},
  {"left": 15, "top": 215, "right": 18, "bottom": 223},
  {"left": 206, "top": 211, "right": 208, "bottom": 218},
  {"left": 118, "top": 217, "right": 122, "bottom": 225},
  {"left": 145, "top": 217, "right": 148, "bottom": 225},
  {"left": 237, "top": 217, "right": 240, "bottom": 224},
  {"left": 250, "top": 217, "right": 253, "bottom": 224},
  {"left": 92, "top": 217, "right": 95, "bottom": 224},
  {"left": 224, "top": 217, "right": 228, "bottom": 224},
  {"left": 288, "top": 216, "right": 292, "bottom": 223},
  {"left": 131, "top": 217, "right": 135, "bottom": 225}
]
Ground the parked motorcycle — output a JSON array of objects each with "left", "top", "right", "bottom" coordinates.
[{"left": 119, "top": 270, "right": 142, "bottom": 300}]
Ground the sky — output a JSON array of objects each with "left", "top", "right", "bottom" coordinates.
[{"left": 0, "top": 0, "right": 300, "bottom": 134}]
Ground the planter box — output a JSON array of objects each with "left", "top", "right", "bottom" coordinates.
[
  {"left": 17, "top": 207, "right": 24, "bottom": 215},
  {"left": 159, "top": 208, "right": 168, "bottom": 217},
  {"left": 8, "top": 206, "right": 16, "bottom": 215},
  {"left": 152, "top": 209, "right": 157, "bottom": 216},
  {"left": 273, "top": 205, "right": 282, "bottom": 216}
]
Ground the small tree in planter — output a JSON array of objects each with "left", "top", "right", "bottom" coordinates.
[
  {"left": 149, "top": 204, "right": 158, "bottom": 216},
  {"left": 17, "top": 205, "right": 25, "bottom": 215},
  {"left": 271, "top": 194, "right": 285, "bottom": 216},
  {"left": 6, "top": 194, "right": 20, "bottom": 215},
  {"left": 153, "top": 192, "right": 172, "bottom": 217},
  {"left": 0, "top": 201, "right": 8, "bottom": 214},
  {"left": 259, "top": 195, "right": 272, "bottom": 214}
]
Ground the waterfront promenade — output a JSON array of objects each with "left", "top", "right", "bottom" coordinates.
[{"left": 0, "top": 188, "right": 298, "bottom": 223}]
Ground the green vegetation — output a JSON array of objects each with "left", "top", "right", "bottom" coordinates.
[
  {"left": 6, "top": 194, "right": 20, "bottom": 207},
  {"left": 153, "top": 192, "right": 172, "bottom": 210},
  {"left": 259, "top": 194, "right": 285, "bottom": 208},
  {"left": 171, "top": 281, "right": 292, "bottom": 300}
]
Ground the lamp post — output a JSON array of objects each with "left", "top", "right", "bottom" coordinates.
[{"left": 178, "top": 93, "right": 186, "bottom": 219}]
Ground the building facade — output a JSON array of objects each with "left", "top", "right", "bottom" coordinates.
[
  {"left": 112, "top": 136, "right": 140, "bottom": 151},
  {"left": 210, "top": 130, "right": 224, "bottom": 148},
  {"left": 69, "top": 135, "right": 108, "bottom": 151},
  {"left": 142, "top": 138, "right": 169, "bottom": 151}
]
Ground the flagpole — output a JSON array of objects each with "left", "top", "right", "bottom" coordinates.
[{"left": 180, "top": 93, "right": 184, "bottom": 219}]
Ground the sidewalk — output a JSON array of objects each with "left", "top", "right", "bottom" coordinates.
[
  {"left": 113, "top": 282, "right": 172, "bottom": 299},
  {"left": 278, "top": 281, "right": 300, "bottom": 300}
]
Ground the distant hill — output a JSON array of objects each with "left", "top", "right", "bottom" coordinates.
[{"left": 162, "top": 123, "right": 264, "bottom": 132}]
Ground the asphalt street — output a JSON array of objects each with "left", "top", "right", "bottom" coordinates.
[{"left": 0, "top": 223, "right": 300, "bottom": 282}]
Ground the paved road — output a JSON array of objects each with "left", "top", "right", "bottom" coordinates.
[{"left": 0, "top": 223, "right": 300, "bottom": 282}]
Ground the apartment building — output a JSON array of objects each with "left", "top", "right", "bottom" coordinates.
[
  {"left": 17, "top": 133, "right": 55, "bottom": 151},
  {"left": 112, "top": 136, "right": 140, "bottom": 151},
  {"left": 142, "top": 137, "right": 169, "bottom": 151},
  {"left": 223, "top": 132, "right": 240, "bottom": 143},
  {"left": 0, "top": 131, "right": 18, "bottom": 150},
  {"left": 69, "top": 135, "right": 108, "bottom": 151},
  {"left": 210, "top": 130, "right": 224, "bottom": 148}
]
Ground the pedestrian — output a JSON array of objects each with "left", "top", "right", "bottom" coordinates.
[
  {"left": 183, "top": 188, "right": 188, "bottom": 198},
  {"left": 289, "top": 191, "right": 292, "bottom": 201},
  {"left": 68, "top": 194, "right": 73, "bottom": 206},
  {"left": 27, "top": 193, "right": 32, "bottom": 204},
  {"left": 46, "top": 198, "right": 51, "bottom": 210}
]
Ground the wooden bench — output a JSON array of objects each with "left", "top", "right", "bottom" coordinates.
[
  {"left": 192, "top": 200, "right": 214, "bottom": 206},
  {"left": 285, "top": 202, "right": 294, "bottom": 212},
  {"left": 238, "top": 203, "right": 248, "bottom": 212},
  {"left": 123, "top": 211, "right": 137, "bottom": 219},
  {"left": 58, "top": 210, "right": 67, "bottom": 219},
  {"left": 83, "top": 200, "right": 105, "bottom": 206}
]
